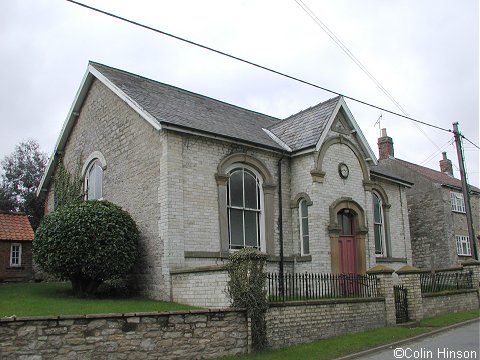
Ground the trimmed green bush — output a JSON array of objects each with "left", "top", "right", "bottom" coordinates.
[{"left": 34, "top": 200, "right": 139, "bottom": 297}]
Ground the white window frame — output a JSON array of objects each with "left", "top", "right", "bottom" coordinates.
[
  {"left": 85, "top": 159, "right": 104, "bottom": 200},
  {"left": 10, "top": 243, "right": 22, "bottom": 267},
  {"left": 226, "top": 165, "right": 265, "bottom": 251},
  {"left": 299, "top": 199, "right": 310, "bottom": 256},
  {"left": 450, "top": 192, "right": 466, "bottom": 213},
  {"left": 373, "top": 192, "right": 387, "bottom": 257},
  {"left": 456, "top": 235, "right": 471, "bottom": 256}
]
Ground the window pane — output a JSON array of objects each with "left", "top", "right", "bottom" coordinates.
[
  {"left": 229, "top": 208, "right": 244, "bottom": 247},
  {"left": 244, "top": 171, "right": 258, "bottom": 209},
  {"left": 302, "top": 218, "right": 309, "bottom": 237},
  {"left": 300, "top": 200, "right": 308, "bottom": 218},
  {"left": 244, "top": 210, "right": 258, "bottom": 247},
  {"left": 373, "top": 194, "right": 382, "bottom": 223},
  {"left": 303, "top": 235, "right": 309, "bottom": 255},
  {"left": 374, "top": 224, "right": 383, "bottom": 254},
  {"left": 338, "top": 212, "right": 353, "bottom": 235},
  {"left": 229, "top": 170, "right": 243, "bottom": 207},
  {"left": 94, "top": 164, "right": 103, "bottom": 199}
]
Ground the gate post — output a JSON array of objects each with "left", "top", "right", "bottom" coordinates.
[
  {"left": 461, "top": 259, "right": 480, "bottom": 290},
  {"left": 367, "top": 265, "right": 395, "bottom": 326},
  {"left": 396, "top": 265, "right": 424, "bottom": 322}
]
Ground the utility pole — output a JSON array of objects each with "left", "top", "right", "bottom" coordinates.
[{"left": 453, "top": 122, "right": 478, "bottom": 260}]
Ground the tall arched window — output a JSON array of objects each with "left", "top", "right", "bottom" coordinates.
[
  {"left": 299, "top": 199, "right": 310, "bottom": 255},
  {"left": 227, "top": 166, "right": 263, "bottom": 249},
  {"left": 372, "top": 192, "right": 386, "bottom": 256},
  {"left": 85, "top": 160, "right": 103, "bottom": 200}
]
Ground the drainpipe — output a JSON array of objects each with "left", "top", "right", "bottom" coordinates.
[{"left": 278, "top": 153, "right": 285, "bottom": 297}]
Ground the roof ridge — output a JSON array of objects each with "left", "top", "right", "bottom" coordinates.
[
  {"left": 282, "top": 95, "right": 341, "bottom": 121},
  {"left": 0, "top": 211, "right": 28, "bottom": 216},
  {"left": 89, "top": 61, "right": 281, "bottom": 123}
]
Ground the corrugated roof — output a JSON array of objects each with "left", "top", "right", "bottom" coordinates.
[
  {"left": 268, "top": 96, "right": 340, "bottom": 151},
  {"left": 0, "top": 212, "right": 34, "bottom": 241},
  {"left": 90, "top": 62, "right": 284, "bottom": 151}
]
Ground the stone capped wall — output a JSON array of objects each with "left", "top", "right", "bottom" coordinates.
[
  {"left": 266, "top": 298, "right": 386, "bottom": 349},
  {"left": 0, "top": 310, "right": 248, "bottom": 359},
  {"left": 422, "top": 290, "right": 479, "bottom": 318},
  {"left": 171, "top": 266, "right": 230, "bottom": 308}
]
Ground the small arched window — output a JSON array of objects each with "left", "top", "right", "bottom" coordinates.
[
  {"left": 85, "top": 160, "right": 103, "bottom": 200},
  {"left": 372, "top": 192, "right": 386, "bottom": 256},
  {"left": 227, "top": 166, "right": 263, "bottom": 249},
  {"left": 299, "top": 199, "right": 310, "bottom": 255}
]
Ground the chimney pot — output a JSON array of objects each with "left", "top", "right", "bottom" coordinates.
[
  {"left": 378, "top": 128, "right": 394, "bottom": 160},
  {"left": 439, "top": 152, "right": 453, "bottom": 176}
]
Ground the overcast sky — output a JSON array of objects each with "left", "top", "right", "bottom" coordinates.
[{"left": 1, "top": 0, "right": 478, "bottom": 186}]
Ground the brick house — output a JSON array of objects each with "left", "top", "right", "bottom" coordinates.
[
  {"left": 375, "top": 128, "right": 480, "bottom": 269},
  {"left": 0, "top": 211, "right": 35, "bottom": 282},
  {"left": 37, "top": 62, "right": 413, "bottom": 305}
]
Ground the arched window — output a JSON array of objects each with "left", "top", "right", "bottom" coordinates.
[
  {"left": 372, "top": 192, "right": 386, "bottom": 256},
  {"left": 299, "top": 199, "right": 310, "bottom": 255},
  {"left": 227, "top": 166, "right": 263, "bottom": 249},
  {"left": 85, "top": 160, "right": 103, "bottom": 200}
]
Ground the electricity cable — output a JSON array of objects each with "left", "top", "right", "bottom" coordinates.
[
  {"left": 65, "top": 0, "right": 453, "bottom": 134},
  {"left": 294, "top": 0, "right": 442, "bottom": 151}
]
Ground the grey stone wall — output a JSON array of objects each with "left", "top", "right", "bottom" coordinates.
[
  {"left": 171, "top": 267, "right": 231, "bottom": 308},
  {"left": 47, "top": 79, "right": 166, "bottom": 299},
  {"left": 422, "top": 290, "right": 479, "bottom": 318},
  {"left": 0, "top": 310, "right": 248, "bottom": 359},
  {"left": 266, "top": 298, "right": 386, "bottom": 349}
]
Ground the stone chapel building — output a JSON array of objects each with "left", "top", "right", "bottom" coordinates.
[{"left": 37, "top": 62, "right": 413, "bottom": 306}]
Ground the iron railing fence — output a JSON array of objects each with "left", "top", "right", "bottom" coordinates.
[
  {"left": 267, "top": 272, "right": 381, "bottom": 302},
  {"left": 420, "top": 270, "right": 473, "bottom": 294}
]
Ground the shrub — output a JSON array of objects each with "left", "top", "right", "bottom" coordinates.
[
  {"left": 33, "top": 200, "right": 139, "bottom": 297},
  {"left": 226, "top": 248, "right": 268, "bottom": 351}
]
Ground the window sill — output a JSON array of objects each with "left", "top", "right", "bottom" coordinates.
[
  {"left": 7, "top": 266, "right": 24, "bottom": 270},
  {"left": 376, "top": 257, "right": 407, "bottom": 263}
]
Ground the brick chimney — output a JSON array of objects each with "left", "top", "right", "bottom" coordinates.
[
  {"left": 378, "top": 128, "right": 394, "bottom": 160},
  {"left": 439, "top": 152, "right": 453, "bottom": 176}
]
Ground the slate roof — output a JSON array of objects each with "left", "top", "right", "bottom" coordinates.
[
  {"left": 370, "top": 163, "right": 413, "bottom": 186},
  {"left": 268, "top": 96, "right": 340, "bottom": 151},
  {"left": 90, "top": 62, "right": 284, "bottom": 151},
  {"left": 377, "top": 158, "right": 480, "bottom": 193},
  {"left": 0, "top": 212, "right": 35, "bottom": 241}
]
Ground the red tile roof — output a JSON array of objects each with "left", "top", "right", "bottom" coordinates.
[{"left": 0, "top": 212, "right": 35, "bottom": 241}]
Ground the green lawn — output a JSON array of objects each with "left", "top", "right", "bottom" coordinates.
[
  {"left": 221, "top": 309, "right": 480, "bottom": 360},
  {"left": 0, "top": 282, "right": 196, "bottom": 317}
]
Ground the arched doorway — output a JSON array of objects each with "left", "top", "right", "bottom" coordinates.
[
  {"left": 328, "top": 197, "right": 368, "bottom": 274},
  {"left": 337, "top": 209, "right": 357, "bottom": 274}
]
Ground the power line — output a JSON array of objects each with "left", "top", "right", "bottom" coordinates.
[
  {"left": 65, "top": 0, "right": 452, "bottom": 133},
  {"left": 419, "top": 137, "right": 454, "bottom": 166},
  {"left": 294, "top": 0, "right": 442, "bottom": 151},
  {"left": 462, "top": 135, "right": 480, "bottom": 150}
]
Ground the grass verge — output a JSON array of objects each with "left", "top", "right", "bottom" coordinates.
[
  {"left": 0, "top": 282, "right": 196, "bottom": 317},
  {"left": 221, "top": 309, "right": 479, "bottom": 360}
]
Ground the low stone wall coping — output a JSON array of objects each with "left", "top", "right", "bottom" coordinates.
[
  {"left": 269, "top": 297, "right": 385, "bottom": 307},
  {"left": 0, "top": 308, "right": 246, "bottom": 323},
  {"left": 170, "top": 265, "right": 228, "bottom": 274}
]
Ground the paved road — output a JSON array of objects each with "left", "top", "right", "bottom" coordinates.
[{"left": 354, "top": 320, "right": 480, "bottom": 360}]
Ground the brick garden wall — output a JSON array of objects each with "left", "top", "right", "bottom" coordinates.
[
  {"left": 0, "top": 310, "right": 249, "bottom": 359},
  {"left": 266, "top": 298, "right": 386, "bottom": 349}
]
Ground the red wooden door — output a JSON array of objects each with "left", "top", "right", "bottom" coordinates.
[
  {"left": 338, "top": 210, "right": 357, "bottom": 274},
  {"left": 339, "top": 235, "right": 356, "bottom": 274}
]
